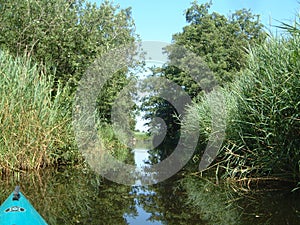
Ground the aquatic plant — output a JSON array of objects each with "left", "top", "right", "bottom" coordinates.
[
  {"left": 223, "top": 35, "right": 300, "bottom": 180},
  {"left": 0, "top": 51, "right": 77, "bottom": 171},
  {"left": 184, "top": 26, "right": 300, "bottom": 184}
]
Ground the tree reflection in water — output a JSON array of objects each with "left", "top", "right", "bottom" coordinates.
[{"left": 0, "top": 148, "right": 299, "bottom": 224}]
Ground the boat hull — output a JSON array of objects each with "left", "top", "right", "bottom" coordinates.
[{"left": 0, "top": 190, "right": 48, "bottom": 225}]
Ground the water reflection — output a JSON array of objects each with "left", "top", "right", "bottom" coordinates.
[
  {"left": 124, "top": 148, "right": 166, "bottom": 224},
  {"left": 123, "top": 148, "right": 204, "bottom": 224},
  {"left": 181, "top": 176, "right": 300, "bottom": 225},
  {"left": 124, "top": 186, "right": 161, "bottom": 225},
  {"left": 0, "top": 148, "right": 299, "bottom": 224},
  {"left": 98, "top": 175, "right": 204, "bottom": 225},
  {"left": 133, "top": 148, "right": 151, "bottom": 168}
]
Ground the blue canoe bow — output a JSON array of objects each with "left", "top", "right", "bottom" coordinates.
[{"left": 0, "top": 186, "right": 48, "bottom": 225}]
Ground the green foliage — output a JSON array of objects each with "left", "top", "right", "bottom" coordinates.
[
  {"left": 0, "top": 0, "right": 138, "bottom": 129},
  {"left": 223, "top": 35, "right": 300, "bottom": 179},
  {"left": 97, "top": 70, "right": 138, "bottom": 127},
  {"left": 0, "top": 0, "right": 139, "bottom": 170},
  {"left": 182, "top": 87, "right": 235, "bottom": 164},
  {"left": 97, "top": 125, "right": 131, "bottom": 162},
  {"left": 173, "top": 0, "right": 267, "bottom": 84},
  {"left": 184, "top": 26, "right": 300, "bottom": 182},
  {"left": 140, "top": 74, "right": 184, "bottom": 160},
  {"left": 141, "top": 1, "right": 266, "bottom": 163},
  {"left": 0, "top": 0, "right": 136, "bottom": 86}
]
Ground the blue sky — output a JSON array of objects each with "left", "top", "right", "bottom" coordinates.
[{"left": 90, "top": 0, "right": 300, "bottom": 42}]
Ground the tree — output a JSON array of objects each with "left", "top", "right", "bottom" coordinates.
[
  {"left": 0, "top": 0, "right": 138, "bottom": 125},
  {"left": 173, "top": 0, "right": 267, "bottom": 84},
  {"left": 141, "top": 1, "right": 266, "bottom": 161},
  {"left": 0, "top": 0, "right": 136, "bottom": 83}
]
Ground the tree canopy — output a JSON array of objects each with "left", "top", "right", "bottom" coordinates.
[
  {"left": 0, "top": 0, "right": 138, "bottom": 124},
  {"left": 173, "top": 0, "right": 267, "bottom": 84},
  {"left": 0, "top": 0, "right": 136, "bottom": 85},
  {"left": 141, "top": 1, "right": 267, "bottom": 161}
]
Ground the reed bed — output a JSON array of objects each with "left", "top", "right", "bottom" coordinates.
[
  {"left": 0, "top": 51, "right": 76, "bottom": 172},
  {"left": 224, "top": 35, "right": 300, "bottom": 179},
  {"left": 184, "top": 31, "right": 300, "bottom": 183}
]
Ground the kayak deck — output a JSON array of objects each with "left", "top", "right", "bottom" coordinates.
[{"left": 0, "top": 186, "right": 48, "bottom": 225}]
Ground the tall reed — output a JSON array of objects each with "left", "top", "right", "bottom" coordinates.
[
  {"left": 0, "top": 51, "right": 76, "bottom": 172},
  {"left": 184, "top": 32, "right": 300, "bottom": 182},
  {"left": 225, "top": 35, "right": 300, "bottom": 179}
]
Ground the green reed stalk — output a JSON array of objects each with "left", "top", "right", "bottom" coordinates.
[
  {"left": 0, "top": 51, "right": 76, "bottom": 172},
  {"left": 184, "top": 33, "right": 300, "bottom": 182}
]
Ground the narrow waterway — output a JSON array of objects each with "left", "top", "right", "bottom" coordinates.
[
  {"left": 123, "top": 148, "right": 162, "bottom": 224},
  {"left": 0, "top": 148, "right": 300, "bottom": 224},
  {"left": 123, "top": 148, "right": 171, "bottom": 225},
  {"left": 79, "top": 147, "right": 205, "bottom": 224}
]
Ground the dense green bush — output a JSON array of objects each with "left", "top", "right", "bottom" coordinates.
[
  {"left": 0, "top": 0, "right": 136, "bottom": 86},
  {"left": 0, "top": 0, "right": 138, "bottom": 127},
  {"left": 0, "top": 0, "right": 139, "bottom": 172}
]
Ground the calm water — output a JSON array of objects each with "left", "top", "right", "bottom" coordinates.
[{"left": 0, "top": 148, "right": 299, "bottom": 224}]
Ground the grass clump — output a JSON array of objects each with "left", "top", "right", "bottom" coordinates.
[
  {"left": 224, "top": 36, "right": 300, "bottom": 179},
  {"left": 184, "top": 32, "right": 300, "bottom": 183},
  {"left": 0, "top": 51, "right": 77, "bottom": 172}
]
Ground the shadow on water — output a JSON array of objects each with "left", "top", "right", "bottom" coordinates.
[
  {"left": 180, "top": 175, "right": 300, "bottom": 225},
  {"left": 0, "top": 148, "right": 299, "bottom": 224}
]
